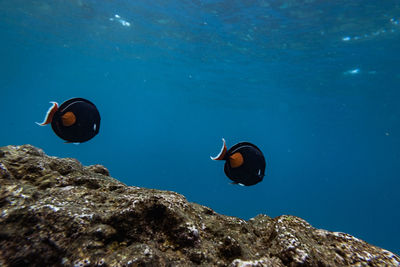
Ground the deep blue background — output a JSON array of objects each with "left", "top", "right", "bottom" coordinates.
[{"left": 1, "top": 0, "right": 399, "bottom": 255}]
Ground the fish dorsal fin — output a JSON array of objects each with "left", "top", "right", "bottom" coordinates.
[
  {"left": 210, "top": 138, "right": 227, "bottom": 160},
  {"left": 229, "top": 152, "right": 244, "bottom": 168},
  {"left": 36, "top": 102, "right": 59, "bottom": 126}
]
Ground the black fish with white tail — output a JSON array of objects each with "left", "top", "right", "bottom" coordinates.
[
  {"left": 36, "top": 98, "right": 100, "bottom": 143},
  {"left": 211, "top": 139, "right": 266, "bottom": 186}
]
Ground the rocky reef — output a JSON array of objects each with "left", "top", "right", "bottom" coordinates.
[{"left": 0, "top": 145, "right": 399, "bottom": 267}]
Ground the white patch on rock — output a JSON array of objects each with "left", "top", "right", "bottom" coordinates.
[
  {"left": 332, "top": 231, "right": 361, "bottom": 242},
  {"left": 229, "top": 257, "right": 272, "bottom": 267},
  {"left": 74, "top": 258, "right": 91, "bottom": 267},
  {"left": 187, "top": 224, "right": 199, "bottom": 238},
  {"left": 143, "top": 247, "right": 151, "bottom": 256},
  {"left": 60, "top": 186, "right": 75, "bottom": 191},
  {"left": 44, "top": 204, "right": 61, "bottom": 212},
  {"left": 0, "top": 162, "right": 10, "bottom": 175},
  {"left": 383, "top": 250, "right": 400, "bottom": 265},
  {"left": 1, "top": 209, "right": 8, "bottom": 218},
  {"left": 295, "top": 248, "right": 309, "bottom": 263}
]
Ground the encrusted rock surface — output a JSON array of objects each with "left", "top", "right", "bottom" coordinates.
[{"left": 0, "top": 145, "right": 399, "bottom": 267}]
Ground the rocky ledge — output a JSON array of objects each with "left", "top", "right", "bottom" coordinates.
[{"left": 0, "top": 145, "right": 399, "bottom": 267}]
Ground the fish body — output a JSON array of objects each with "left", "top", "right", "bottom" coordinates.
[
  {"left": 211, "top": 139, "right": 266, "bottom": 186},
  {"left": 37, "top": 98, "right": 100, "bottom": 143}
]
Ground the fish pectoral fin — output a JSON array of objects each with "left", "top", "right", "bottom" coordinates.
[{"left": 210, "top": 138, "right": 227, "bottom": 160}]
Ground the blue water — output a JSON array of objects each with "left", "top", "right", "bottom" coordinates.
[{"left": 1, "top": 0, "right": 399, "bottom": 255}]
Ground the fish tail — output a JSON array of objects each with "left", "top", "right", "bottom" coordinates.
[
  {"left": 36, "top": 101, "right": 58, "bottom": 126},
  {"left": 210, "top": 138, "right": 227, "bottom": 160}
]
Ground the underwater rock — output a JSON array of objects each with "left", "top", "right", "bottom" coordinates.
[{"left": 0, "top": 145, "right": 399, "bottom": 267}]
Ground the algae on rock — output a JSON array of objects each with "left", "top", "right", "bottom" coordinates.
[{"left": 0, "top": 145, "right": 399, "bottom": 266}]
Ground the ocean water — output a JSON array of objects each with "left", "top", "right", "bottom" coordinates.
[{"left": 1, "top": 0, "right": 399, "bottom": 255}]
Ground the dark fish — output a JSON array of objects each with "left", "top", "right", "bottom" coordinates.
[
  {"left": 36, "top": 98, "right": 100, "bottom": 143},
  {"left": 211, "top": 139, "right": 266, "bottom": 186}
]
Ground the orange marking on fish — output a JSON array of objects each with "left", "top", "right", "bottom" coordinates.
[
  {"left": 229, "top": 152, "right": 244, "bottom": 168},
  {"left": 62, "top": 112, "right": 76, "bottom": 126}
]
